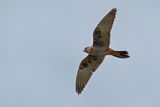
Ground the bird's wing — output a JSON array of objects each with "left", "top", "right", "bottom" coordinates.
[
  {"left": 76, "top": 55, "right": 105, "bottom": 94},
  {"left": 93, "top": 8, "right": 117, "bottom": 47}
]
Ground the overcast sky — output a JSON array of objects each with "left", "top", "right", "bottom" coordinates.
[{"left": 0, "top": 0, "right": 160, "bottom": 107}]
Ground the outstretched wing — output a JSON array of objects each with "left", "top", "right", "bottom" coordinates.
[
  {"left": 93, "top": 8, "right": 117, "bottom": 47},
  {"left": 76, "top": 55, "right": 105, "bottom": 94}
]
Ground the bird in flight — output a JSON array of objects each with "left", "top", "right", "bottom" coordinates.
[{"left": 75, "top": 8, "right": 130, "bottom": 94}]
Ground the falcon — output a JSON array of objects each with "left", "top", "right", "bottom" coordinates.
[{"left": 75, "top": 8, "right": 129, "bottom": 94}]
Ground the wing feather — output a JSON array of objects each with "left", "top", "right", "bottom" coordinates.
[
  {"left": 76, "top": 55, "right": 105, "bottom": 94},
  {"left": 93, "top": 8, "right": 117, "bottom": 47}
]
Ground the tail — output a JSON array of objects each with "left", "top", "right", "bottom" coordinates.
[{"left": 111, "top": 51, "right": 129, "bottom": 59}]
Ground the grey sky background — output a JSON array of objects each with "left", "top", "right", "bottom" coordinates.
[{"left": 0, "top": 0, "right": 160, "bottom": 107}]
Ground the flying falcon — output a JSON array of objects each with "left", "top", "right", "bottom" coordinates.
[{"left": 75, "top": 8, "right": 129, "bottom": 94}]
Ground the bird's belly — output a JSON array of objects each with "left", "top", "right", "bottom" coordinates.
[{"left": 90, "top": 47, "right": 107, "bottom": 56}]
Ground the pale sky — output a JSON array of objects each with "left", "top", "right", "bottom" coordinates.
[{"left": 0, "top": 0, "right": 160, "bottom": 107}]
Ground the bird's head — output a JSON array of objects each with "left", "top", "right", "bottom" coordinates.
[{"left": 83, "top": 46, "right": 92, "bottom": 53}]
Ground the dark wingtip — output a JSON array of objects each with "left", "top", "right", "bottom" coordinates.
[
  {"left": 76, "top": 87, "right": 82, "bottom": 95},
  {"left": 110, "top": 8, "right": 117, "bottom": 13},
  {"left": 112, "top": 8, "right": 117, "bottom": 11},
  {"left": 108, "top": 8, "right": 117, "bottom": 18}
]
